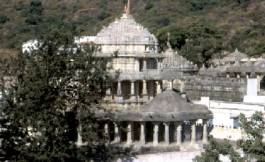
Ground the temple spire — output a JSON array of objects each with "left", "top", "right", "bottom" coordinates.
[
  {"left": 126, "top": 0, "right": 131, "bottom": 15},
  {"left": 167, "top": 32, "right": 172, "bottom": 50},
  {"left": 124, "top": 5, "right": 127, "bottom": 14}
]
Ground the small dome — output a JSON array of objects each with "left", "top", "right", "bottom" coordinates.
[
  {"left": 143, "top": 90, "right": 209, "bottom": 114},
  {"left": 95, "top": 14, "right": 158, "bottom": 46},
  {"left": 111, "top": 90, "right": 212, "bottom": 122}
]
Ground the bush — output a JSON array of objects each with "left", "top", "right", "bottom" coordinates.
[{"left": 0, "top": 15, "right": 9, "bottom": 24}]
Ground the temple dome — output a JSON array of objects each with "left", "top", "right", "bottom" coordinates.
[
  {"left": 110, "top": 90, "right": 212, "bottom": 122},
  {"left": 95, "top": 14, "right": 158, "bottom": 46},
  {"left": 142, "top": 90, "right": 211, "bottom": 118}
]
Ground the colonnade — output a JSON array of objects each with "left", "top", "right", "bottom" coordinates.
[
  {"left": 103, "top": 120, "right": 208, "bottom": 146},
  {"left": 105, "top": 80, "right": 162, "bottom": 103}
]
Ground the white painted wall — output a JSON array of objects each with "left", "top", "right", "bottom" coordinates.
[
  {"left": 195, "top": 97, "right": 265, "bottom": 141},
  {"left": 244, "top": 78, "right": 265, "bottom": 104},
  {"left": 117, "top": 151, "right": 231, "bottom": 162}
]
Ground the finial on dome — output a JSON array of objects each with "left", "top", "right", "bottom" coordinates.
[
  {"left": 167, "top": 32, "right": 172, "bottom": 49},
  {"left": 126, "top": 0, "right": 131, "bottom": 15},
  {"left": 124, "top": 5, "right": 127, "bottom": 14}
]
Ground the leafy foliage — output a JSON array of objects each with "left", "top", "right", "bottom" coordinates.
[
  {"left": 0, "top": 15, "right": 9, "bottom": 24},
  {"left": 194, "top": 138, "right": 243, "bottom": 162},
  {"left": 157, "top": 22, "right": 224, "bottom": 66},
  {"left": 238, "top": 112, "right": 265, "bottom": 162},
  {"left": 0, "top": 0, "right": 265, "bottom": 64},
  {"left": 194, "top": 112, "right": 265, "bottom": 162},
  {"left": 0, "top": 21, "right": 126, "bottom": 161},
  {"left": 24, "top": 0, "right": 43, "bottom": 25}
]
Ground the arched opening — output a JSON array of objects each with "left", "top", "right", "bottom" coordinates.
[
  {"left": 260, "top": 76, "right": 265, "bottom": 95},
  {"left": 169, "top": 123, "right": 175, "bottom": 143},
  {"left": 158, "top": 123, "right": 165, "bottom": 143},
  {"left": 121, "top": 81, "right": 130, "bottom": 100},
  {"left": 133, "top": 122, "right": 140, "bottom": 141},
  {"left": 182, "top": 121, "right": 191, "bottom": 142},
  {"left": 147, "top": 58, "right": 158, "bottom": 69},
  {"left": 109, "top": 122, "right": 115, "bottom": 142},
  {"left": 145, "top": 122, "right": 154, "bottom": 143},
  {"left": 120, "top": 122, "right": 127, "bottom": 143}
]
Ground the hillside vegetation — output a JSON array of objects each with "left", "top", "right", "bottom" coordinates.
[{"left": 0, "top": 0, "right": 264, "bottom": 65}]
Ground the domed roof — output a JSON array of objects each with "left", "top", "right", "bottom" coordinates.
[
  {"left": 142, "top": 90, "right": 210, "bottom": 114},
  {"left": 110, "top": 90, "right": 212, "bottom": 122},
  {"left": 95, "top": 14, "right": 158, "bottom": 45},
  {"left": 222, "top": 49, "right": 248, "bottom": 63}
]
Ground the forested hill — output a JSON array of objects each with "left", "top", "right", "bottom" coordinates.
[{"left": 0, "top": 0, "right": 264, "bottom": 65}]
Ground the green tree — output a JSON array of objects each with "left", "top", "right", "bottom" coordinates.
[
  {"left": 25, "top": 0, "right": 43, "bottom": 25},
  {"left": 157, "top": 25, "right": 188, "bottom": 51},
  {"left": 157, "top": 22, "right": 223, "bottom": 66},
  {"left": 238, "top": 112, "right": 265, "bottom": 162},
  {"left": 181, "top": 22, "right": 223, "bottom": 67},
  {"left": 0, "top": 15, "right": 9, "bottom": 24},
  {"left": 194, "top": 138, "right": 243, "bottom": 162},
  {"left": 0, "top": 23, "right": 125, "bottom": 161}
]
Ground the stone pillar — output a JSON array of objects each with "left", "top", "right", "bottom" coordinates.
[
  {"left": 116, "top": 81, "right": 123, "bottom": 102},
  {"left": 143, "top": 59, "right": 147, "bottom": 70},
  {"left": 169, "top": 80, "right": 174, "bottom": 90},
  {"left": 149, "top": 81, "right": 154, "bottom": 100},
  {"left": 142, "top": 80, "right": 148, "bottom": 101},
  {"left": 257, "top": 74, "right": 261, "bottom": 92},
  {"left": 191, "top": 121, "right": 196, "bottom": 144},
  {"left": 203, "top": 120, "right": 208, "bottom": 143},
  {"left": 140, "top": 122, "right": 146, "bottom": 145},
  {"left": 104, "top": 123, "right": 109, "bottom": 141},
  {"left": 105, "top": 88, "right": 112, "bottom": 101},
  {"left": 157, "top": 60, "right": 162, "bottom": 70},
  {"left": 127, "top": 122, "right": 133, "bottom": 145},
  {"left": 117, "top": 81, "right": 122, "bottom": 96},
  {"left": 164, "top": 122, "right": 170, "bottom": 145},
  {"left": 176, "top": 123, "right": 182, "bottom": 145},
  {"left": 130, "top": 81, "right": 136, "bottom": 101},
  {"left": 114, "top": 122, "right": 120, "bottom": 143},
  {"left": 76, "top": 123, "right": 83, "bottom": 147},
  {"left": 153, "top": 122, "right": 159, "bottom": 146},
  {"left": 156, "top": 81, "right": 162, "bottom": 95}
]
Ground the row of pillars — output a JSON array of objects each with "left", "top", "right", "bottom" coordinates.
[
  {"left": 141, "top": 59, "right": 163, "bottom": 71},
  {"left": 104, "top": 120, "right": 208, "bottom": 146},
  {"left": 106, "top": 80, "right": 162, "bottom": 102}
]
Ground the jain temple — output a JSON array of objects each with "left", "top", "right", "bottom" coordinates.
[{"left": 22, "top": 0, "right": 265, "bottom": 160}]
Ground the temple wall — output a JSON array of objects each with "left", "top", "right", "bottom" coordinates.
[
  {"left": 184, "top": 77, "right": 247, "bottom": 102},
  {"left": 117, "top": 151, "right": 201, "bottom": 162},
  {"left": 112, "top": 58, "right": 140, "bottom": 72},
  {"left": 101, "top": 44, "right": 147, "bottom": 53},
  {"left": 195, "top": 97, "right": 265, "bottom": 141}
]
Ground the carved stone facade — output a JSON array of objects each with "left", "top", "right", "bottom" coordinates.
[{"left": 74, "top": 1, "right": 212, "bottom": 151}]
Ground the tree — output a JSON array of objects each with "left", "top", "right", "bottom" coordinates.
[
  {"left": 25, "top": 0, "right": 43, "bottom": 25},
  {"left": 194, "top": 112, "right": 265, "bottom": 162},
  {"left": 194, "top": 138, "right": 243, "bottom": 162},
  {"left": 0, "top": 23, "right": 125, "bottom": 161},
  {"left": 180, "top": 22, "right": 224, "bottom": 67},
  {"left": 238, "top": 112, "right": 265, "bottom": 162},
  {"left": 0, "top": 15, "right": 9, "bottom": 24},
  {"left": 157, "top": 22, "right": 223, "bottom": 67}
]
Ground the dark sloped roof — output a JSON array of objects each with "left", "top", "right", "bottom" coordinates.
[{"left": 110, "top": 90, "right": 212, "bottom": 122}]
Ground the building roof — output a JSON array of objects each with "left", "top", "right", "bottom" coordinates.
[
  {"left": 226, "top": 59, "right": 265, "bottom": 74},
  {"left": 162, "top": 34, "right": 198, "bottom": 71},
  {"left": 94, "top": 14, "right": 158, "bottom": 46},
  {"left": 162, "top": 49, "right": 198, "bottom": 71},
  {"left": 221, "top": 49, "right": 248, "bottom": 64},
  {"left": 109, "top": 90, "right": 212, "bottom": 122}
]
